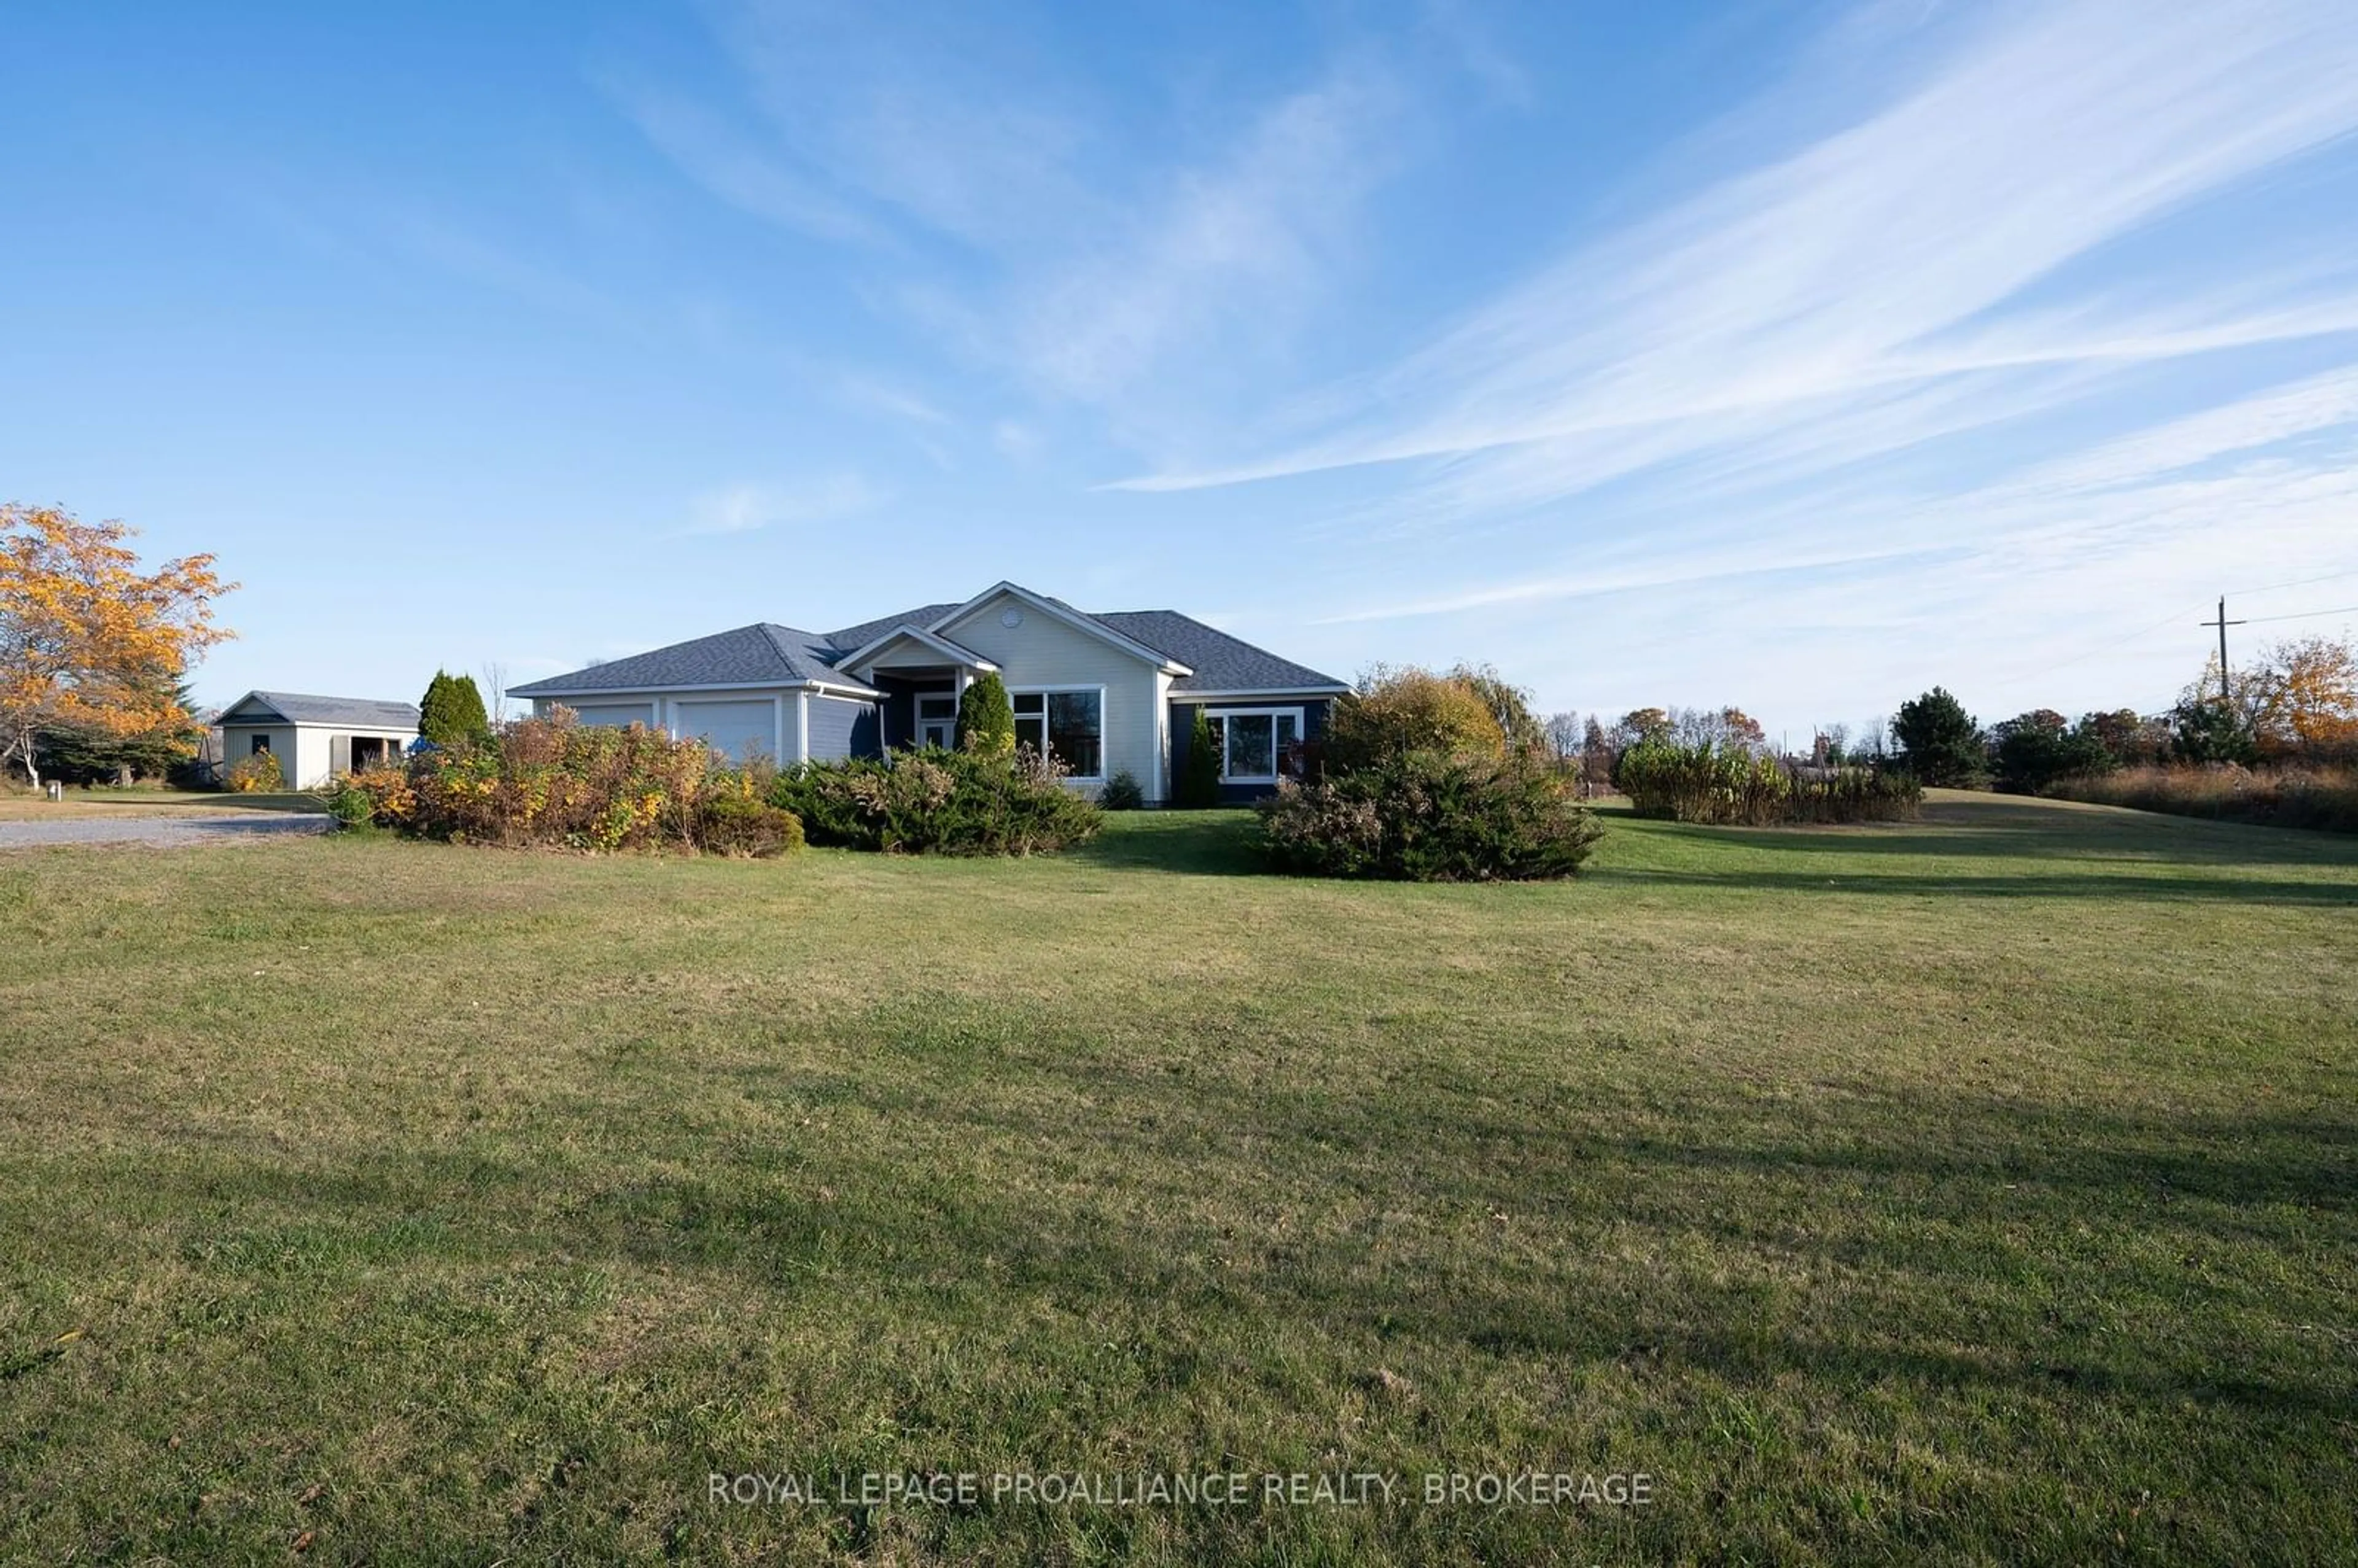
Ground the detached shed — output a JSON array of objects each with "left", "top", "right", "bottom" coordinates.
[{"left": 214, "top": 691, "right": 421, "bottom": 788}]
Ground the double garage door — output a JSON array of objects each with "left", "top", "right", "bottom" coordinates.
[{"left": 571, "top": 699, "right": 780, "bottom": 763}]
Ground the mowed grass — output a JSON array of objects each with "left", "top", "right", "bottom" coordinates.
[
  {"left": 0, "top": 785, "right": 322, "bottom": 821},
  {"left": 1, "top": 794, "right": 2352, "bottom": 1564}
]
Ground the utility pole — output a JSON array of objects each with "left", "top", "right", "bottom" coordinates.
[{"left": 2200, "top": 597, "right": 2246, "bottom": 701}]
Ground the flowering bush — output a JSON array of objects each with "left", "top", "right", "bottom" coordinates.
[
  {"left": 1256, "top": 752, "right": 1601, "bottom": 881},
  {"left": 770, "top": 745, "right": 1100, "bottom": 855},
  {"left": 220, "top": 751, "right": 286, "bottom": 793}
]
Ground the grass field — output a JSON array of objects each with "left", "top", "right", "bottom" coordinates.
[
  {"left": 2, "top": 794, "right": 2352, "bottom": 1564},
  {"left": 0, "top": 785, "right": 322, "bottom": 821}
]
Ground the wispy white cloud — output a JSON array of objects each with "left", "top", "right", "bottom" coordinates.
[
  {"left": 682, "top": 474, "right": 885, "bottom": 535},
  {"left": 615, "top": 3, "right": 1420, "bottom": 413},
  {"left": 1119, "top": 0, "right": 2358, "bottom": 502}
]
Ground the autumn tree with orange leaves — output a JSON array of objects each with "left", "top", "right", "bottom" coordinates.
[{"left": 1, "top": 504, "right": 235, "bottom": 788}]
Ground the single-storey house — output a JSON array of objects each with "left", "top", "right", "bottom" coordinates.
[
  {"left": 509, "top": 581, "right": 1348, "bottom": 804},
  {"left": 214, "top": 691, "right": 422, "bottom": 788}
]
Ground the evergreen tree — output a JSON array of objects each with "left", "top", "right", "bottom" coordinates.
[
  {"left": 33, "top": 673, "right": 203, "bottom": 785},
  {"left": 955, "top": 672, "right": 1015, "bottom": 756},
  {"left": 1177, "top": 708, "right": 1223, "bottom": 809},
  {"left": 418, "top": 670, "right": 492, "bottom": 746},
  {"left": 1892, "top": 687, "right": 1988, "bottom": 786}
]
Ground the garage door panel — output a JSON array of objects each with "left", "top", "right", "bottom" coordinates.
[
  {"left": 675, "top": 699, "right": 777, "bottom": 762},
  {"left": 571, "top": 704, "right": 655, "bottom": 729}
]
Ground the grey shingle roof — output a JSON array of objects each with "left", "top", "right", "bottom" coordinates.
[
  {"left": 1089, "top": 611, "right": 1346, "bottom": 693},
  {"left": 823, "top": 604, "right": 963, "bottom": 656},
  {"left": 225, "top": 692, "right": 421, "bottom": 728},
  {"left": 510, "top": 624, "right": 862, "bottom": 696},
  {"left": 514, "top": 593, "right": 1341, "bottom": 699}
]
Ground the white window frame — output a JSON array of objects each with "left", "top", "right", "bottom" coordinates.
[
  {"left": 1206, "top": 706, "right": 1305, "bottom": 785},
  {"left": 913, "top": 687, "right": 959, "bottom": 750},
  {"left": 1009, "top": 684, "right": 1107, "bottom": 782}
]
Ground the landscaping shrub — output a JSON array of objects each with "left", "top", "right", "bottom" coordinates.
[
  {"left": 220, "top": 751, "right": 286, "bottom": 793},
  {"left": 1256, "top": 752, "right": 1601, "bottom": 881},
  {"left": 770, "top": 745, "right": 1100, "bottom": 855},
  {"left": 956, "top": 672, "right": 1016, "bottom": 758},
  {"left": 418, "top": 670, "right": 492, "bottom": 747},
  {"left": 2050, "top": 763, "right": 2358, "bottom": 833},
  {"left": 325, "top": 783, "right": 375, "bottom": 826},
  {"left": 1176, "top": 709, "right": 1222, "bottom": 809},
  {"left": 1099, "top": 768, "right": 1146, "bottom": 810},
  {"left": 695, "top": 793, "right": 806, "bottom": 857},
  {"left": 1620, "top": 741, "right": 1919, "bottom": 825},
  {"left": 372, "top": 710, "right": 738, "bottom": 852},
  {"left": 1326, "top": 664, "right": 1506, "bottom": 771}
]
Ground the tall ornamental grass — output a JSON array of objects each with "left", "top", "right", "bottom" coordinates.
[
  {"left": 1619, "top": 742, "right": 1919, "bottom": 825},
  {"left": 2050, "top": 763, "right": 2358, "bottom": 834}
]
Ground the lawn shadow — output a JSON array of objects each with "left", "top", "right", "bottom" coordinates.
[
  {"left": 1068, "top": 811, "right": 1265, "bottom": 877},
  {"left": 1595, "top": 866, "right": 2358, "bottom": 905}
]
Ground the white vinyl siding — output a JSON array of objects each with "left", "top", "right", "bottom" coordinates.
[{"left": 935, "top": 592, "right": 1163, "bottom": 800}]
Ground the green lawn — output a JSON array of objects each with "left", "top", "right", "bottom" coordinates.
[{"left": 2, "top": 796, "right": 2352, "bottom": 1564}]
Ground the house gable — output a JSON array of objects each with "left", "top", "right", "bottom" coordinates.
[{"left": 930, "top": 583, "right": 1190, "bottom": 676}]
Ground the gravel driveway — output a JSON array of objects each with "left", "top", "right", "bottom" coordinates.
[{"left": 0, "top": 813, "right": 332, "bottom": 850}]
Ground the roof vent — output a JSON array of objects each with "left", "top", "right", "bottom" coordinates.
[{"left": 1000, "top": 608, "right": 1024, "bottom": 627}]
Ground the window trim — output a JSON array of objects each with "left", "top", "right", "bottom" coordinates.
[
  {"left": 1008, "top": 683, "right": 1107, "bottom": 782},
  {"left": 1205, "top": 705, "right": 1305, "bottom": 785}
]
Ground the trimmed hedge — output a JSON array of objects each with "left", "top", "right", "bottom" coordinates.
[
  {"left": 770, "top": 746, "right": 1100, "bottom": 855},
  {"left": 1256, "top": 752, "right": 1601, "bottom": 881}
]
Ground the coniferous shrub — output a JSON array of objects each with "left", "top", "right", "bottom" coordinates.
[
  {"left": 418, "top": 670, "right": 492, "bottom": 747},
  {"left": 956, "top": 673, "right": 1016, "bottom": 757},
  {"left": 1177, "top": 709, "right": 1223, "bottom": 809},
  {"left": 1099, "top": 768, "right": 1146, "bottom": 810},
  {"left": 1256, "top": 753, "right": 1601, "bottom": 881},
  {"left": 771, "top": 745, "right": 1100, "bottom": 855}
]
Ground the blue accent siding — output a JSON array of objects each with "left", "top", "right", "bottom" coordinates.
[
  {"left": 1167, "top": 697, "right": 1333, "bottom": 804},
  {"left": 806, "top": 693, "right": 880, "bottom": 762}
]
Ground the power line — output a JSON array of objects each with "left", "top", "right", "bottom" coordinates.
[
  {"left": 2224, "top": 567, "right": 2358, "bottom": 598},
  {"left": 2201, "top": 598, "right": 2246, "bottom": 700},
  {"left": 2241, "top": 603, "right": 2358, "bottom": 624}
]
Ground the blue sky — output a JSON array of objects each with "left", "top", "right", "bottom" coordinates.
[{"left": 7, "top": 0, "right": 2358, "bottom": 742}]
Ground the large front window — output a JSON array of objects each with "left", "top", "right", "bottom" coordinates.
[
  {"left": 1205, "top": 708, "right": 1302, "bottom": 783},
  {"left": 1011, "top": 688, "right": 1103, "bottom": 779}
]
